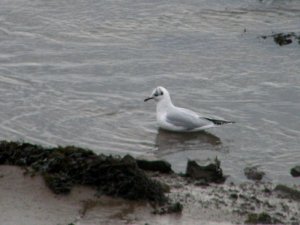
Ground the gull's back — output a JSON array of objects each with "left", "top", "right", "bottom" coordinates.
[{"left": 162, "top": 106, "right": 215, "bottom": 132}]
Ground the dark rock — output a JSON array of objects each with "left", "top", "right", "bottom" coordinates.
[
  {"left": 245, "top": 212, "right": 281, "bottom": 224},
  {"left": 274, "top": 184, "right": 300, "bottom": 201},
  {"left": 244, "top": 166, "right": 265, "bottom": 181},
  {"left": 290, "top": 165, "right": 300, "bottom": 177},
  {"left": 229, "top": 193, "right": 238, "bottom": 200},
  {"left": 185, "top": 157, "right": 226, "bottom": 183},
  {"left": 152, "top": 202, "right": 183, "bottom": 215},
  {"left": 263, "top": 186, "right": 272, "bottom": 194},
  {"left": 273, "top": 33, "right": 293, "bottom": 46},
  {"left": 136, "top": 159, "right": 173, "bottom": 174},
  {"left": 248, "top": 212, "right": 284, "bottom": 224}
]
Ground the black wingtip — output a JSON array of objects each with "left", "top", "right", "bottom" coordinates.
[{"left": 205, "top": 118, "right": 235, "bottom": 125}]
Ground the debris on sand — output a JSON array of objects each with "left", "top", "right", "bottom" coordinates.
[
  {"left": 0, "top": 141, "right": 167, "bottom": 204},
  {"left": 244, "top": 166, "right": 265, "bottom": 181},
  {"left": 185, "top": 157, "right": 226, "bottom": 184}
]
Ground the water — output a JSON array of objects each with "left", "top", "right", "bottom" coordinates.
[{"left": 0, "top": 0, "right": 300, "bottom": 184}]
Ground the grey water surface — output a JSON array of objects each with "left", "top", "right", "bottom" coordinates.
[{"left": 0, "top": 0, "right": 300, "bottom": 184}]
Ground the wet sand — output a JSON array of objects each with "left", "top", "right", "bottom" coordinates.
[
  {"left": 1, "top": 165, "right": 299, "bottom": 225},
  {"left": 0, "top": 165, "right": 230, "bottom": 225}
]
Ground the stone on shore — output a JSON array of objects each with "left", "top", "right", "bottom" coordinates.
[
  {"left": 290, "top": 165, "right": 300, "bottom": 177},
  {"left": 185, "top": 157, "right": 226, "bottom": 184},
  {"left": 136, "top": 159, "right": 173, "bottom": 174},
  {"left": 244, "top": 166, "right": 265, "bottom": 181},
  {"left": 274, "top": 184, "right": 300, "bottom": 201}
]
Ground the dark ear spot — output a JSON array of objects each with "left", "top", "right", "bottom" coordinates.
[{"left": 161, "top": 91, "right": 164, "bottom": 95}]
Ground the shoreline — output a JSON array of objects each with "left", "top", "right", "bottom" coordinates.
[
  {"left": 1, "top": 166, "right": 299, "bottom": 225},
  {"left": 0, "top": 141, "right": 299, "bottom": 224}
]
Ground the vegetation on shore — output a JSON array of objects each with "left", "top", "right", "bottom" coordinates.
[{"left": 0, "top": 141, "right": 168, "bottom": 204}]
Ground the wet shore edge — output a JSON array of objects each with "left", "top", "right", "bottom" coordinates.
[{"left": 0, "top": 141, "right": 299, "bottom": 225}]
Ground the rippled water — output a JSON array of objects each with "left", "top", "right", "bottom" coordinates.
[{"left": 0, "top": 0, "right": 300, "bottom": 184}]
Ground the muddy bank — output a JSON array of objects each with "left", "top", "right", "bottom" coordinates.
[
  {"left": 1, "top": 141, "right": 300, "bottom": 224},
  {"left": 1, "top": 165, "right": 300, "bottom": 225},
  {"left": 0, "top": 141, "right": 167, "bottom": 204},
  {"left": 0, "top": 165, "right": 232, "bottom": 225}
]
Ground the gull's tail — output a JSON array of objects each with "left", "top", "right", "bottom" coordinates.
[{"left": 204, "top": 118, "right": 235, "bottom": 126}]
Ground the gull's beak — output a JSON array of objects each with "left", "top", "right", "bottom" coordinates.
[{"left": 144, "top": 97, "right": 154, "bottom": 102}]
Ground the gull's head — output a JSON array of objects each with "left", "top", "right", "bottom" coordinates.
[{"left": 144, "top": 86, "right": 169, "bottom": 102}]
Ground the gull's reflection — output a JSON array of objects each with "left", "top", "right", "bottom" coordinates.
[{"left": 155, "top": 129, "right": 222, "bottom": 155}]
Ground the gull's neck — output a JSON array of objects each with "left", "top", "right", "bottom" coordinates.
[{"left": 156, "top": 95, "right": 174, "bottom": 113}]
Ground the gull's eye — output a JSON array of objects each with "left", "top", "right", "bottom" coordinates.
[
  {"left": 154, "top": 89, "right": 160, "bottom": 96},
  {"left": 161, "top": 91, "right": 164, "bottom": 95}
]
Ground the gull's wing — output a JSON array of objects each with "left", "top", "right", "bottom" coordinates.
[{"left": 165, "top": 108, "right": 212, "bottom": 130}]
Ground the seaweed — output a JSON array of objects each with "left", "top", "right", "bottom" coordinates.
[
  {"left": 0, "top": 141, "right": 167, "bottom": 204},
  {"left": 260, "top": 32, "right": 300, "bottom": 46}
]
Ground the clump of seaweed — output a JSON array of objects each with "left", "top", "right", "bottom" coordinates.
[
  {"left": 261, "top": 32, "right": 300, "bottom": 46},
  {"left": 0, "top": 141, "right": 167, "bottom": 204}
]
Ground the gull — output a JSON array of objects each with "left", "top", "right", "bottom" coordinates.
[{"left": 144, "top": 86, "right": 234, "bottom": 132}]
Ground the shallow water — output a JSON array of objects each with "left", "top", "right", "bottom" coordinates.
[{"left": 0, "top": 0, "right": 300, "bottom": 184}]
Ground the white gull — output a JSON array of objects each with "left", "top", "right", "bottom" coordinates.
[{"left": 144, "top": 86, "right": 234, "bottom": 132}]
